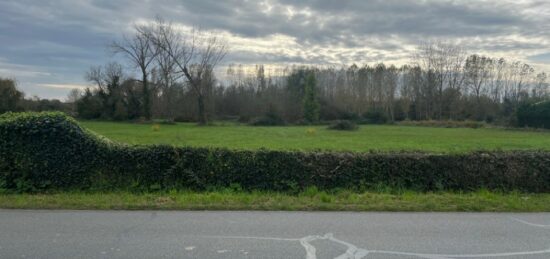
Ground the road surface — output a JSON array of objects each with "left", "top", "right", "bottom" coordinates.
[{"left": 0, "top": 210, "right": 549, "bottom": 258}]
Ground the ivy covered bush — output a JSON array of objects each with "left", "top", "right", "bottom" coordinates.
[
  {"left": 1, "top": 112, "right": 549, "bottom": 193},
  {"left": 0, "top": 112, "right": 106, "bottom": 191}
]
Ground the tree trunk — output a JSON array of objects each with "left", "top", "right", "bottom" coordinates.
[
  {"left": 142, "top": 73, "right": 151, "bottom": 120},
  {"left": 197, "top": 94, "right": 207, "bottom": 125},
  {"left": 438, "top": 84, "right": 443, "bottom": 120}
]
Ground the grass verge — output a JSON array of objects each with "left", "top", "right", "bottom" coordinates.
[{"left": 1, "top": 189, "right": 549, "bottom": 212}]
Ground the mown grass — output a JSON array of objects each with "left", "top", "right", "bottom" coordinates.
[
  {"left": 1, "top": 189, "right": 549, "bottom": 212},
  {"left": 79, "top": 121, "right": 550, "bottom": 153}
]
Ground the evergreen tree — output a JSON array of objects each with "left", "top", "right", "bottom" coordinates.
[
  {"left": 303, "top": 72, "right": 320, "bottom": 123},
  {"left": 0, "top": 78, "right": 23, "bottom": 113},
  {"left": 76, "top": 88, "right": 102, "bottom": 119}
]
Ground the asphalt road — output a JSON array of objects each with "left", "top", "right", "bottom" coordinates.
[{"left": 0, "top": 210, "right": 549, "bottom": 258}]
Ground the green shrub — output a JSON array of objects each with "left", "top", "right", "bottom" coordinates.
[
  {"left": 398, "top": 120, "right": 486, "bottom": 129},
  {"left": 237, "top": 115, "right": 251, "bottom": 123},
  {"left": 159, "top": 119, "right": 176, "bottom": 125},
  {"left": 517, "top": 101, "right": 550, "bottom": 129},
  {"left": 1, "top": 112, "right": 549, "bottom": 193},
  {"left": 363, "top": 110, "right": 388, "bottom": 124},
  {"left": 327, "top": 120, "right": 358, "bottom": 131},
  {"left": 249, "top": 111, "right": 286, "bottom": 126},
  {"left": 173, "top": 116, "right": 194, "bottom": 123}
]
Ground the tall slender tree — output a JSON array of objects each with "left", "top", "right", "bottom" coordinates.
[{"left": 303, "top": 72, "right": 320, "bottom": 123}]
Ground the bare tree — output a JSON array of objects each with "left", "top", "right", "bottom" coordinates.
[
  {"left": 151, "top": 18, "right": 228, "bottom": 125},
  {"left": 85, "top": 65, "right": 104, "bottom": 89},
  {"left": 489, "top": 58, "right": 506, "bottom": 102},
  {"left": 464, "top": 55, "right": 492, "bottom": 98},
  {"left": 383, "top": 65, "right": 398, "bottom": 121},
  {"left": 66, "top": 88, "right": 82, "bottom": 103},
  {"left": 154, "top": 33, "right": 183, "bottom": 120},
  {"left": 533, "top": 72, "right": 548, "bottom": 99},
  {"left": 464, "top": 54, "right": 492, "bottom": 119},
  {"left": 85, "top": 62, "right": 125, "bottom": 95},
  {"left": 516, "top": 63, "right": 534, "bottom": 102},
  {"left": 111, "top": 25, "right": 158, "bottom": 120},
  {"left": 84, "top": 62, "right": 126, "bottom": 119},
  {"left": 415, "top": 41, "right": 465, "bottom": 119}
]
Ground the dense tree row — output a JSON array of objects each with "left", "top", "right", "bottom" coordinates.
[
  {"left": 58, "top": 42, "right": 550, "bottom": 125},
  {"left": 209, "top": 46, "right": 549, "bottom": 125},
  {"left": 0, "top": 78, "right": 71, "bottom": 114}
]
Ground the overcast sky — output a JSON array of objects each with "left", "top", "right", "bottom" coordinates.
[{"left": 1, "top": 0, "right": 549, "bottom": 99}]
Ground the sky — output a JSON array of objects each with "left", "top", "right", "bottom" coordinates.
[{"left": 0, "top": 0, "right": 549, "bottom": 100}]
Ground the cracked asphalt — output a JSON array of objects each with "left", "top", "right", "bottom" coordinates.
[{"left": 0, "top": 210, "right": 549, "bottom": 258}]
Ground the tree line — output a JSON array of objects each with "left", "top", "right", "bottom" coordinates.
[
  {"left": 72, "top": 21, "right": 549, "bottom": 126},
  {"left": 1, "top": 18, "right": 548, "bottom": 126},
  {"left": 214, "top": 52, "right": 548, "bottom": 126},
  {"left": 73, "top": 54, "right": 548, "bottom": 127},
  {"left": 0, "top": 78, "right": 72, "bottom": 114}
]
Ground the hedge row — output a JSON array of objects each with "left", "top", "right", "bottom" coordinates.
[{"left": 1, "top": 112, "right": 549, "bottom": 192}]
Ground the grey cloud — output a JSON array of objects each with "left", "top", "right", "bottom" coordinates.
[{"left": 0, "top": 0, "right": 549, "bottom": 99}]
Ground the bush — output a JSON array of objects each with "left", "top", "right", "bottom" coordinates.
[
  {"left": 173, "top": 116, "right": 194, "bottom": 123},
  {"left": 0, "top": 112, "right": 107, "bottom": 191},
  {"left": 327, "top": 120, "right": 358, "bottom": 131},
  {"left": 318, "top": 100, "right": 357, "bottom": 121},
  {"left": 517, "top": 101, "right": 550, "bottom": 129},
  {"left": 398, "top": 120, "right": 486, "bottom": 129},
  {"left": 363, "top": 110, "right": 388, "bottom": 124},
  {"left": 1, "top": 112, "right": 549, "bottom": 193},
  {"left": 237, "top": 115, "right": 251, "bottom": 123},
  {"left": 159, "top": 119, "right": 176, "bottom": 125},
  {"left": 249, "top": 111, "right": 286, "bottom": 126}
]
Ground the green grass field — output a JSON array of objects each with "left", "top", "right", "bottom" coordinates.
[{"left": 80, "top": 121, "right": 550, "bottom": 153}]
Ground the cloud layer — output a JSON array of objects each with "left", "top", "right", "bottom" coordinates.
[{"left": 0, "top": 0, "right": 549, "bottom": 99}]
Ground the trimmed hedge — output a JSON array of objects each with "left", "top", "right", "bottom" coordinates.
[{"left": 1, "top": 112, "right": 549, "bottom": 192}]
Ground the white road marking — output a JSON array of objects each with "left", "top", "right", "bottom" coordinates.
[
  {"left": 298, "top": 233, "right": 369, "bottom": 259},
  {"left": 326, "top": 233, "right": 369, "bottom": 259},
  {"left": 204, "top": 231, "right": 550, "bottom": 259},
  {"left": 510, "top": 217, "right": 550, "bottom": 228},
  {"left": 184, "top": 246, "right": 195, "bottom": 251},
  {"left": 299, "top": 235, "right": 318, "bottom": 259},
  {"left": 203, "top": 235, "right": 299, "bottom": 241},
  {"left": 370, "top": 248, "right": 550, "bottom": 258}
]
